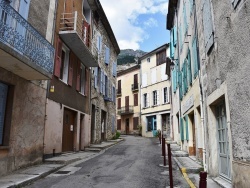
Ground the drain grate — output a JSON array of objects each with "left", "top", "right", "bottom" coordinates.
[{"left": 54, "top": 171, "right": 71, "bottom": 174}]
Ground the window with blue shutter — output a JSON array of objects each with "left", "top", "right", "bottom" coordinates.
[
  {"left": 189, "top": 0, "right": 193, "bottom": 14},
  {"left": 179, "top": 71, "right": 183, "bottom": 100},
  {"left": 203, "top": 0, "right": 214, "bottom": 53},
  {"left": 192, "top": 36, "right": 199, "bottom": 78},
  {"left": 113, "top": 62, "right": 117, "bottom": 77},
  {"left": 170, "top": 28, "right": 174, "bottom": 59},
  {"left": 105, "top": 46, "right": 110, "bottom": 65},
  {"left": 187, "top": 49, "right": 192, "bottom": 85},
  {"left": 100, "top": 70, "right": 103, "bottom": 94},
  {"left": 172, "top": 69, "right": 177, "bottom": 93},
  {"left": 173, "top": 26, "right": 177, "bottom": 46},
  {"left": 179, "top": 24, "right": 183, "bottom": 52},
  {"left": 183, "top": 2, "right": 188, "bottom": 36},
  {"left": 183, "top": 61, "right": 188, "bottom": 95},
  {"left": 97, "top": 36, "right": 102, "bottom": 53},
  {"left": 0, "top": 82, "right": 8, "bottom": 145},
  {"left": 180, "top": 118, "right": 184, "bottom": 141},
  {"left": 175, "top": 61, "right": 179, "bottom": 87},
  {"left": 94, "top": 67, "right": 98, "bottom": 88}
]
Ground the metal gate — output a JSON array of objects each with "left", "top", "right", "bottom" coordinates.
[{"left": 216, "top": 103, "right": 231, "bottom": 180}]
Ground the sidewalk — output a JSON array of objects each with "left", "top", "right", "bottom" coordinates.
[
  {"left": 0, "top": 139, "right": 123, "bottom": 188},
  {"left": 168, "top": 142, "right": 220, "bottom": 188}
]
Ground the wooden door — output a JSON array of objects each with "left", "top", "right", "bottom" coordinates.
[
  {"left": 126, "top": 118, "right": 129, "bottom": 135},
  {"left": 62, "top": 108, "right": 75, "bottom": 152}
]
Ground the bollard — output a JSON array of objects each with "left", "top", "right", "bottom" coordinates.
[
  {"left": 162, "top": 137, "right": 164, "bottom": 156},
  {"left": 163, "top": 138, "right": 166, "bottom": 166},
  {"left": 159, "top": 133, "right": 161, "bottom": 144},
  {"left": 167, "top": 143, "right": 173, "bottom": 188},
  {"left": 199, "top": 171, "right": 207, "bottom": 188}
]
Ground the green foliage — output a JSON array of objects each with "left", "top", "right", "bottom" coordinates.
[
  {"left": 112, "top": 131, "right": 121, "bottom": 140},
  {"left": 117, "top": 55, "right": 135, "bottom": 65}
]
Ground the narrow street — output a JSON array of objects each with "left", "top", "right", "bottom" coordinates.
[{"left": 25, "top": 136, "right": 188, "bottom": 188}]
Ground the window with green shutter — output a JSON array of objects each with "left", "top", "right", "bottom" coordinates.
[
  {"left": 185, "top": 115, "right": 189, "bottom": 141},
  {"left": 192, "top": 37, "right": 199, "bottom": 79},
  {"left": 187, "top": 49, "right": 192, "bottom": 86},
  {"left": 173, "top": 26, "right": 177, "bottom": 46},
  {"left": 183, "top": 61, "right": 188, "bottom": 95},
  {"left": 170, "top": 28, "right": 175, "bottom": 59},
  {"left": 180, "top": 118, "right": 184, "bottom": 141},
  {"left": 172, "top": 69, "right": 177, "bottom": 93},
  {"left": 179, "top": 71, "right": 183, "bottom": 100},
  {"left": 183, "top": 2, "right": 188, "bottom": 36}
]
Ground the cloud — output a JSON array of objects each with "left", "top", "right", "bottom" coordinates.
[{"left": 99, "top": 0, "right": 168, "bottom": 50}]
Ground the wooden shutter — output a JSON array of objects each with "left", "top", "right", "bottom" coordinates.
[
  {"left": 192, "top": 37, "right": 198, "bottom": 78},
  {"left": 134, "top": 93, "right": 138, "bottom": 106},
  {"left": 85, "top": 68, "right": 89, "bottom": 96},
  {"left": 170, "top": 28, "right": 174, "bottom": 59},
  {"left": 117, "top": 119, "right": 121, "bottom": 130},
  {"left": 157, "top": 90, "right": 160, "bottom": 105},
  {"left": 187, "top": 49, "right": 192, "bottom": 85},
  {"left": 105, "top": 46, "right": 110, "bottom": 64},
  {"left": 68, "top": 52, "right": 74, "bottom": 86},
  {"left": 125, "top": 96, "right": 129, "bottom": 112},
  {"left": 173, "top": 26, "right": 177, "bottom": 46},
  {"left": 76, "top": 61, "right": 81, "bottom": 91},
  {"left": 118, "top": 98, "right": 121, "bottom": 109},
  {"left": 94, "top": 67, "right": 98, "bottom": 88},
  {"left": 180, "top": 118, "right": 184, "bottom": 141},
  {"left": 134, "top": 74, "right": 138, "bottom": 86},
  {"left": 203, "top": 0, "right": 214, "bottom": 53},
  {"left": 133, "top": 117, "right": 139, "bottom": 130},
  {"left": 54, "top": 37, "right": 62, "bottom": 77},
  {"left": 83, "top": 21, "right": 90, "bottom": 47},
  {"left": 118, "top": 80, "right": 121, "bottom": 93}
]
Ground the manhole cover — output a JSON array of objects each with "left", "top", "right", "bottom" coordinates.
[{"left": 54, "top": 171, "right": 71, "bottom": 174}]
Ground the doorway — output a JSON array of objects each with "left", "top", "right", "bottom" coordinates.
[
  {"left": 216, "top": 102, "right": 231, "bottom": 180},
  {"left": 126, "top": 118, "right": 129, "bottom": 135},
  {"left": 189, "top": 113, "right": 196, "bottom": 156},
  {"left": 91, "top": 105, "right": 96, "bottom": 143},
  {"left": 62, "top": 108, "right": 75, "bottom": 152},
  {"left": 101, "top": 110, "right": 106, "bottom": 141}
]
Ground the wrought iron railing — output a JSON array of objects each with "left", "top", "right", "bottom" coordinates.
[
  {"left": 131, "top": 83, "right": 139, "bottom": 91},
  {"left": 118, "top": 106, "right": 134, "bottom": 115},
  {"left": 59, "top": 11, "right": 92, "bottom": 50},
  {"left": 0, "top": 0, "right": 55, "bottom": 74}
]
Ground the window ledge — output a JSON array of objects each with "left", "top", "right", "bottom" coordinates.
[{"left": 0, "top": 146, "right": 10, "bottom": 150}]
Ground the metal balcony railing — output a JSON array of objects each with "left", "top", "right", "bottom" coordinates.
[
  {"left": 117, "top": 88, "right": 122, "bottom": 96},
  {"left": 59, "top": 11, "right": 97, "bottom": 67},
  {"left": 131, "top": 83, "right": 139, "bottom": 91},
  {"left": 0, "top": 0, "right": 55, "bottom": 74},
  {"left": 118, "top": 106, "right": 134, "bottom": 115}
]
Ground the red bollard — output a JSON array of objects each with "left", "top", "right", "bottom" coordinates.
[
  {"left": 159, "top": 133, "right": 161, "bottom": 144},
  {"left": 163, "top": 138, "right": 166, "bottom": 166},
  {"left": 199, "top": 171, "right": 207, "bottom": 188},
  {"left": 162, "top": 137, "right": 164, "bottom": 156},
  {"left": 167, "top": 143, "right": 173, "bottom": 188}
]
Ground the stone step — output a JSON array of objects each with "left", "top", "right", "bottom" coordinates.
[
  {"left": 174, "top": 157, "right": 203, "bottom": 173},
  {"left": 171, "top": 150, "right": 189, "bottom": 157},
  {"left": 171, "top": 146, "right": 181, "bottom": 151},
  {"left": 166, "top": 140, "right": 177, "bottom": 144},
  {"left": 84, "top": 148, "right": 102, "bottom": 152}
]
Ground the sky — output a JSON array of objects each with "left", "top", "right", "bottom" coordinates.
[{"left": 99, "top": 0, "right": 170, "bottom": 52}]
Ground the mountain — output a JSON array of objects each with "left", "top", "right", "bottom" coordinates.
[{"left": 117, "top": 49, "right": 147, "bottom": 65}]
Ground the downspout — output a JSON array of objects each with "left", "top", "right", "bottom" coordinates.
[
  {"left": 44, "top": 0, "right": 59, "bottom": 161},
  {"left": 193, "top": 0, "right": 207, "bottom": 171}
]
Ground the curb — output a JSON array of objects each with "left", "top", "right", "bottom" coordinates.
[{"left": 181, "top": 168, "right": 196, "bottom": 188}]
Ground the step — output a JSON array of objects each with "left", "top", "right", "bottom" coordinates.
[
  {"left": 171, "top": 150, "right": 189, "bottom": 157},
  {"left": 174, "top": 157, "right": 203, "bottom": 173},
  {"left": 84, "top": 148, "right": 102, "bottom": 152},
  {"left": 166, "top": 140, "right": 177, "bottom": 144},
  {"left": 171, "top": 146, "right": 181, "bottom": 151}
]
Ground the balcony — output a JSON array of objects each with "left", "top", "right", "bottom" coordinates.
[
  {"left": 131, "top": 83, "right": 139, "bottom": 92},
  {"left": 59, "top": 11, "right": 98, "bottom": 67},
  {"left": 118, "top": 106, "right": 134, "bottom": 115},
  {"left": 117, "top": 88, "right": 122, "bottom": 96},
  {"left": 0, "top": 0, "right": 55, "bottom": 80}
]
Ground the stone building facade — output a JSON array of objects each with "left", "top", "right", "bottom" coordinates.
[
  {"left": 116, "top": 65, "right": 140, "bottom": 135},
  {"left": 167, "top": 0, "right": 250, "bottom": 186},
  {"left": 89, "top": 0, "right": 120, "bottom": 144},
  {"left": 0, "top": 0, "right": 55, "bottom": 176}
]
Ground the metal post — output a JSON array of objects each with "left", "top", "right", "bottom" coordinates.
[
  {"left": 162, "top": 137, "right": 164, "bottom": 156},
  {"left": 163, "top": 138, "right": 166, "bottom": 166},
  {"left": 159, "top": 132, "right": 161, "bottom": 144},
  {"left": 167, "top": 143, "right": 173, "bottom": 188},
  {"left": 199, "top": 171, "right": 207, "bottom": 188}
]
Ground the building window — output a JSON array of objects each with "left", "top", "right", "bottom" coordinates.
[
  {"left": 0, "top": 82, "right": 8, "bottom": 145},
  {"left": 143, "top": 93, "right": 148, "bottom": 108},
  {"left": 152, "top": 90, "right": 159, "bottom": 106},
  {"left": 117, "top": 119, "right": 121, "bottom": 130},
  {"left": 163, "top": 87, "right": 169, "bottom": 104},
  {"left": 60, "top": 45, "right": 70, "bottom": 83},
  {"left": 134, "top": 93, "right": 138, "bottom": 106},
  {"left": 133, "top": 117, "right": 139, "bottom": 130},
  {"left": 156, "top": 50, "right": 166, "bottom": 66},
  {"left": 80, "top": 64, "right": 86, "bottom": 95},
  {"left": 147, "top": 57, "right": 150, "bottom": 62},
  {"left": 147, "top": 115, "right": 156, "bottom": 132}
]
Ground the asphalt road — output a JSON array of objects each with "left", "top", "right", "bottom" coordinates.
[{"left": 25, "top": 136, "right": 189, "bottom": 188}]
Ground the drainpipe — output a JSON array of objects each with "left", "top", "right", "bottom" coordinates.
[{"left": 193, "top": 0, "right": 207, "bottom": 171}]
